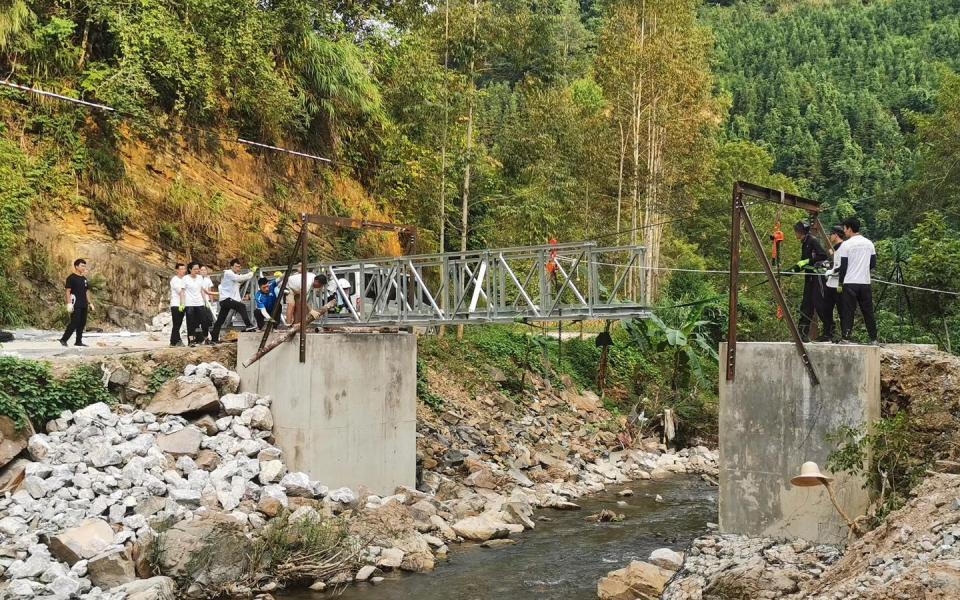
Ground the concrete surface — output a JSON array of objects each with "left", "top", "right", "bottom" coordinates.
[
  {"left": 719, "top": 342, "right": 880, "bottom": 545},
  {"left": 236, "top": 331, "right": 417, "bottom": 495},
  {"left": 0, "top": 329, "right": 169, "bottom": 359}
]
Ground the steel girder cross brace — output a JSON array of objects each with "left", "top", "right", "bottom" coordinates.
[{"left": 726, "top": 181, "right": 822, "bottom": 385}]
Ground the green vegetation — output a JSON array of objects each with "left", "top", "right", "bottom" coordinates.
[
  {"left": 828, "top": 412, "right": 932, "bottom": 521},
  {"left": 147, "top": 365, "right": 177, "bottom": 394},
  {"left": 419, "top": 321, "right": 721, "bottom": 443},
  {"left": 0, "top": 357, "right": 114, "bottom": 428}
]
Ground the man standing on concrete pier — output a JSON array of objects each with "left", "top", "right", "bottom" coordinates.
[
  {"left": 837, "top": 217, "right": 878, "bottom": 344},
  {"left": 791, "top": 222, "right": 830, "bottom": 342}
]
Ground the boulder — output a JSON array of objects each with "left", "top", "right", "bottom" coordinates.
[
  {"left": 355, "top": 565, "right": 377, "bottom": 581},
  {"left": 258, "top": 460, "right": 286, "bottom": 484},
  {"left": 503, "top": 501, "right": 535, "bottom": 530},
  {"left": 377, "top": 547, "right": 404, "bottom": 569},
  {"left": 564, "top": 389, "right": 600, "bottom": 413},
  {"left": 151, "top": 515, "right": 247, "bottom": 586},
  {"left": 46, "top": 519, "right": 116, "bottom": 565},
  {"left": 27, "top": 433, "right": 52, "bottom": 461},
  {"left": 87, "top": 548, "right": 136, "bottom": 589},
  {"left": 157, "top": 427, "right": 203, "bottom": 457},
  {"left": 220, "top": 392, "right": 258, "bottom": 416},
  {"left": 146, "top": 376, "right": 220, "bottom": 416},
  {"left": 112, "top": 576, "right": 177, "bottom": 600},
  {"left": 451, "top": 513, "right": 511, "bottom": 542},
  {"left": 648, "top": 547, "right": 684, "bottom": 571},
  {"left": 0, "top": 457, "right": 30, "bottom": 492},
  {"left": 280, "top": 472, "right": 314, "bottom": 497},
  {"left": 241, "top": 405, "right": 273, "bottom": 431},
  {"left": 597, "top": 560, "right": 672, "bottom": 600},
  {"left": 0, "top": 415, "right": 33, "bottom": 468},
  {"left": 464, "top": 468, "right": 500, "bottom": 490}
]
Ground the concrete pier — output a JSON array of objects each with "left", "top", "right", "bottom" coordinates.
[
  {"left": 719, "top": 342, "right": 880, "bottom": 545},
  {"left": 236, "top": 332, "right": 416, "bottom": 495}
]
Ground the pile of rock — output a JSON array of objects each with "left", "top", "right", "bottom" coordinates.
[
  {"left": 0, "top": 362, "right": 348, "bottom": 599},
  {"left": 658, "top": 534, "right": 841, "bottom": 599}
]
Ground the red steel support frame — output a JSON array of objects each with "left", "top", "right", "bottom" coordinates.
[{"left": 726, "top": 181, "right": 822, "bottom": 385}]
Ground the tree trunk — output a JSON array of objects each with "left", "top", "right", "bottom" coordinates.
[{"left": 457, "top": 0, "right": 479, "bottom": 341}]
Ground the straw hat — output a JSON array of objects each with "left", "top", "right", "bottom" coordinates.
[{"left": 790, "top": 461, "right": 834, "bottom": 487}]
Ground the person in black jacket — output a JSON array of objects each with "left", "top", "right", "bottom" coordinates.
[
  {"left": 791, "top": 222, "right": 830, "bottom": 342},
  {"left": 60, "top": 258, "right": 94, "bottom": 347}
]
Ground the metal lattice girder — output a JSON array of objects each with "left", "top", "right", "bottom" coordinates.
[{"left": 259, "top": 242, "right": 651, "bottom": 327}]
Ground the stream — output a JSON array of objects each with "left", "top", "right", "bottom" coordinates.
[{"left": 281, "top": 476, "right": 717, "bottom": 600}]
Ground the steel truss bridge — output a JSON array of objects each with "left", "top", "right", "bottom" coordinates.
[{"left": 247, "top": 241, "right": 651, "bottom": 328}]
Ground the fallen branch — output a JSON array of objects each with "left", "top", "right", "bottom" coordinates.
[{"left": 242, "top": 309, "right": 322, "bottom": 368}]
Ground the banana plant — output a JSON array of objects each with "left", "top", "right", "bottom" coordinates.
[{"left": 623, "top": 302, "right": 720, "bottom": 392}]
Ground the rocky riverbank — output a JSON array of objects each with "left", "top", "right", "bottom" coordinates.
[{"left": 0, "top": 360, "right": 718, "bottom": 599}]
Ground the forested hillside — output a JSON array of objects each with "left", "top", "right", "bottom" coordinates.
[{"left": 0, "top": 0, "right": 959, "bottom": 347}]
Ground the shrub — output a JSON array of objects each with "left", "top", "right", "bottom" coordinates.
[{"left": 0, "top": 357, "right": 114, "bottom": 428}]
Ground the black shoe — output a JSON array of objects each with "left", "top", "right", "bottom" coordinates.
[
  {"left": 59, "top": 339, "right": 68, "bottom": 347},
  {"left": 75, "top": 342, "right": 89, "bottom": 347},
  {"left": 838, "top": 339, "right": 855, "bottom": 345},
  {"left": 203, "top": 339, "right": 214, "bottom": 346},
  {"left": 188, "top": 342, "right": 197, "bottom": 347},
  {"left": 243, "top": 326, "right": 257, "bottom": 333},
  {"left": 813, "top": 335, "right": 832, "bottom": 343},
  {"left": 170, "top": 341, "right": 185, "bottom": 347}
]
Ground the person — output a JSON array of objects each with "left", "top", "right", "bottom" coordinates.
[
  {"left": 210, "top": 258, "right": 258, "bottom": 343},
  {"left": 331, "top": 278, "right": 358, "bottom": 315},
  {"left": 818, "top": 226, "right": 846, "bottom": 343},
  {"left": 200, "top": 265, "right": 218, "bottom": 337},
  {"left": 60, "top": 258, "right": 93, "bottom": 347},
  {"left": 183, "top": 262, "right": 212, "bottom": 346},
  {"left": 837, "top": 217, "right": 878, "bottom": 344},
  {"left": 169, "top": 263, "right": 187, "bottom": 347},
  {"left": 286, "top": 267, "right": 317, "bottom": 325},
  {"left": 791, "top": 221, "right": 830, "bottom": 343},
  {"left": 254, "top": 277, "right": 278, "bottom": 330}
]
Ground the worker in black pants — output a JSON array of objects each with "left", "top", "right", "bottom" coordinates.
[
  {"left": 169, "top": 262, "right": 187, "bottom": 346},
  {"left": 837, "top": 217, "right": 878, "bottom": 344},
  {"left": 791, "top": 222, "right": 830, "bottom": 342},
  {"left": 60, "top": 258, "right": 94, "bottom": 347},
  {"left": 210, "top": 258, "right": 258, "bottom": 343},
  {"left": 818, "top": 225, "right": 846, "bottom": 343}
]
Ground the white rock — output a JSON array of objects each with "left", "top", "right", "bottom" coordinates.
[
  {"left": 88, "top": 446, "right": 121, "bottom": 468},
  {"left": 329, "top": 487, "right": 355, "bottom": 504},
  {"left": 280, "top": 472, "right": 314, "bottom": 497},
  {"left": 356, "top": 565, "right": 377, "bottom": 581},
  {"left": 220, "top": 393, "right": 257, "bottom": 415},
  {"left": 0, "top": 516, "right": 28, "bottom": 536},
  {"left": 240, "top": 405, "right": 273, "bottom": 431},
  {"left": 27, "top": 434, "right": 52, "bottom": 461},
  {"left": 258, "top": 460, "right": 286, "bottom": 484},
  {"left": 649, "top": 547, "right": 684, "bottom": 571}
]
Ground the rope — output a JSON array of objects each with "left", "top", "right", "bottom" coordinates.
[
  {"left": 553, "top": 256, "right": 960, "bottom": 297},
  {"left": 0, "top": 79, "right": 335, "bottom": 164}
]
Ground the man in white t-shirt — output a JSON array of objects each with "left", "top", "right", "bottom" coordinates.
[
  {"left": 183, "top": 262, "right": 212, "bottom": 346},
  {"left": 818, "top": 226, "right": 846, "bottom": 343},
  {"left": 836, "top": 217, "right": 878, "bottom": 344},
  {"left": 286, "top": 269, "right": 324, "bottom": 325},
  {"left": 169, "top": 263, "right": 187, "bottom": 347}
]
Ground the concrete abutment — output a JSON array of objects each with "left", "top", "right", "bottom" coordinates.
[
  {"left": 719, "top": 342, "right": 880, "bottom": 545},
  {"left": 236, "top": 331, "right": 416, "bottom": 495}
]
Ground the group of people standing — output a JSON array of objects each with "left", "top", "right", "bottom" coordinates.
[
  {"left": 168, "top": 259, "right": 259, "bottom": 347},
  {"left": 793, "top": 217, "right": 877, "bottom": 344}
]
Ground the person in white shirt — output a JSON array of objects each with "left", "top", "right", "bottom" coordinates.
[
  {"left": 199, "top": 265, "right": 217, "bottom": 341},
  {"left": 210, "top": 258, "right": 258, "bottom": 343},
  {"left": 183, "top": 262, "right": 212, "bottom": 346},
  {"left": 818, "top": 226, "right": 846, "bottom": 343},
  {"left": 286, "top": 268, "right": 323, "bottom": 325},
  {"left": 169, "top": 263, "right": 187, "bottom": 347},
  {"left": 836, "top": 217, "right": 878, "bottom": 344}
]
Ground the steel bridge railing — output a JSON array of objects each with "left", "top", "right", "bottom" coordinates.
[{"left": 251, "top": 241, "right": 650, "bottom": 327}]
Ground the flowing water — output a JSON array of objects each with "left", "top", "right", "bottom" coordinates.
[{"left": 281, "top": 476, "right": 717, "bottom": 600}]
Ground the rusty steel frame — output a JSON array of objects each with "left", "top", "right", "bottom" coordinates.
[{"left": 726, "top": 181, "right": 822, "bottom": 385}]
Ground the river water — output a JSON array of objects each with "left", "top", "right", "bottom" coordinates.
[{"left": 282, "top": 476, "right": 717, "bottom": 600}]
